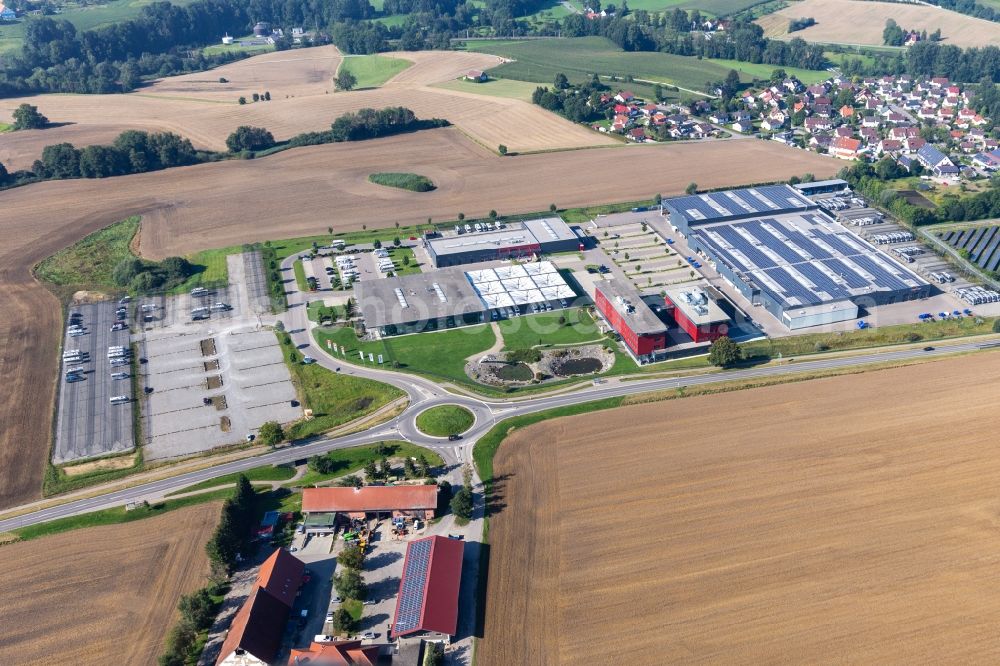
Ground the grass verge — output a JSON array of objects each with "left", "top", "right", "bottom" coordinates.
[
  {"left": 415, "top": 405, "right": 475, "bottom": 437},
  {"left": 295, "top": 441, "right": 443, "bottom": 486},
  {"left": 165, "top": 464, "right": 297, "bottom": 496},
  {"left": 6, "top": 486, "right": 234, "bottom": 543},
  {"left": 277, "top": 331, "right": 406, "bottom": 440}
]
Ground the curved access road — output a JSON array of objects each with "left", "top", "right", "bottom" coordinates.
[{"left": 0, "top": 331, "right": 994, "bottom": 533}]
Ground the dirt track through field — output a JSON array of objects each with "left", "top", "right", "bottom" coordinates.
[
  {"left": 0, "top": 129, "right": 834, "bottom": 507},
  {"left": 0, "top": 503, "right": 219, "bottom": 665},
  {"left": 0, "top": 47, "right": 615, "bottom": 170},
  {"left": 481, "top": 353, "right": 1000, "bottom": 664},
  {"left": 757, "top": 0, "right": 1000, "bottom": 48}
]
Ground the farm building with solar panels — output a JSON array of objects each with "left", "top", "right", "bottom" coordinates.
[
  {"left": 357, "top": 261, "right": 575, "bottom": 336},
  {"left": 391, "top": 535, "right": 465, "bottom": 643},
  {"left": 424, "top": 217, "right": 582, "bottom": 267},
  {"left": 661, "top": 185, "right": 931, "bottom": 330}
]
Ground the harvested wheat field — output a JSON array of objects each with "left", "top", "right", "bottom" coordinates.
[
  {"left": 481, "top": 352, "right": 1000, "bottom": 665},
  {"left": 0, "top": 503, "right": 219, "bottom": 665},
  {"left": 0, "top": 128, "right": 835, "bottom": 509},
  {"left": 758, "top": 0, "right": 1000, "bottom": 48},
  {"left": 0, "top": 47, "right": 612, "bottom": 169}
]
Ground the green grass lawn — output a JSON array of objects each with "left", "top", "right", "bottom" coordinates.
[
  {"left": 705, "top": 58, "right": 830, "bottom": 84},
  {"left": 388, "top": 246, "right": 421, "bottom": 275},
  {"left": 433, "top": 76, "right": 541, "bottom": 101},
  {"left": 415, "top": 405, "right": 475, "bottom": 436},
  {"left": 35, "top": 216, "right": 139, "bottom": 289},
  {"left": 318, "top": 324, "right": 497, "bottom": 386},
  {"left": 339, "top": 54, "right": 412, "bottom": 89},
  {"left": 307, "top": 300, "right": 340, "bottom": 323},
  {"left": 278, "top": 332, "right": 406, "bottom": 439},
  {"left": 373, "top": 13, "right": 410, "bottom": 27},
  {"left": 0, "top": 121, "right": 11, "bottom": 132},
  {"left": 498, "top": 308, "right": 603, "bottom": 350},
  {"left": 203, "top": 37, "right": 275, "bottom": 56},
  {"left": 743, "top": 317, "right": 995, "bottom": 359},
  {"left": 168, "top": 244, "right": 240, "bottom": 293},
  {"left": 166, "top": 464, "right": 297, "bottom": 496},
  {"left": 465, "top": 37, "right": 755, "bottom": 93},
  {"left": 294, "top": 259, "right": 309, "bottom": 291},
  {"left": 295, "top": 440, "right": 444, "bottom": 486},
  {"left": 368, "top": 172, "right": 435, "bottom": 192}
]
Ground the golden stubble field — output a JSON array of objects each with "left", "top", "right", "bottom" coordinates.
[
  {"left": 481, "top": 352, "right": 1000, "bottom": 665},
  {"left": 0, "top": 47, "right": 615, "bottom": 170},
  {"left": 0, "top": 503, "right": 219, "bottom": 665},
  {"left": 758, "top": 0, "right": 1000, "bottom": 48}
]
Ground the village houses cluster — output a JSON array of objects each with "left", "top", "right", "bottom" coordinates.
[
  {"left": 726, "top": 73, "right": 998, "bottom": 181},
  {"left": 594, "top": 90, "right": 723, "bottom": 143}
]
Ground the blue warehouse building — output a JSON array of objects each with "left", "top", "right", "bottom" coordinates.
[{"left": 661, "top": 185, "right": 931, "bottom": 329}]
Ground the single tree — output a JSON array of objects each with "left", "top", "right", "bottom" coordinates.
[
  {"left": 707, "top": 336, "right": 743, "bottom": 368},
  {"left": 12, "top": 103, "right": 48, "bottom": 130},
  {"left": 418, "top": 454, "right": 431, "bottom": 478},
  {"left": 332, "top": 607, "right": 355, "bottom": 634},
  {"left": 549, "top": 203, "right": 557, "bottom": 212},
  {"left": 457, "top": 212, "right": 465, "bottom": 221},
  {"left": 364, "top": 460, "right": 378, "bottom": 479},
  {"left": 450, "top": 486, "right": 473, "bottom": 521},
  {"left": 238, "top": 96, "right": 247, "bottom": 105},
  {"left": 498, "top": 144, "right": 508, "bottom": 156},
  {"left": 553, "top": 72, "right": 569, "bottom": 90},
  {"left": 404, "top": 457, "right": 417, "bottom": 478},
  {"left": 685, "top": 182, "right": 698, "bottom": 194},
  {"left": 393, "top": 236, "right": 401, "bottom": 246},
  {"left": 264, "top": 91, "right": 271, "bottom": 101},
  {"left": 379, "top": 457, "right": 392, "bottom": 479},
  {"left": 258, "top": 420, "right": 284, "bottom": 447},
  {"left": 335, "top": 70, "right": 357, "bottom": 91},
  {"left": 489, "top": 209, "right": 498, "bottom": 220},
  {"left": 252, "top": 92, "right": 260, "bottom": 102},
  {"left": 333, "top": 568, "right": 367, "bottom": 600},
  {"left": 372, "top": 239, "right": 382, "bottom": 249},
  {"left": 338, "top": 544, "right": 365, "bottom": 569}
]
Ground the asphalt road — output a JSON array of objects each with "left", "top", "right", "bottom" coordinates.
[{"left": 2, "top": 252, "right": 995, "bottom": 533}]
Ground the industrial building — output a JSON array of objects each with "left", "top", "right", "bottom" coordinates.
[
  {"left": 391, "top": 535, "right": 465, "bottom": 642},
  {"left": 424, "top": 217, "right": 582, "bottom": 268},
  {"left": 594, "top": 280, "right": 668, "bottom": 362},
  {"left": 661, "top": 185, "right": 931, "bottom": 329},
  {"left": 663, "top": 286, "right": 730, "bottom": 343},
  {"left": 356, "top": 261, "right": 575, "bottom": 337}
]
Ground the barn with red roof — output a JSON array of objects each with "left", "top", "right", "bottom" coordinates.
[{"left": 390, "top": 535, "right": 465, "bottom": 642}]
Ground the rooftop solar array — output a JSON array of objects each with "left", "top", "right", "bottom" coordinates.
[
  {"left": 664, "top": 184, "right": 814, "bottom": 224},
  {"left": 466, "top": 261, "right": 574, "bottom": 307},
  {"left": 692, "top": 212, "right": 928, "bottom": 310},
  {"left": 393, "top": 538, "right": 433, "bottom": 636}
]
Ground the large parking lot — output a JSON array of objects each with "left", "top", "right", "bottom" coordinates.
[
  {"left": 136, "top": 252, "right": 299, "bottom": 460},
  {"left": 53, "top": 300, "right": 134, "bottom": 464}
]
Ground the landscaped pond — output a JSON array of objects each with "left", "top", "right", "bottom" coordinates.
[{"left": 550, "top": 356, "right": 603, "bottom": 376}]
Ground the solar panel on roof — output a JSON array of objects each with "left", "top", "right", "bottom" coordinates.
[{"left": 394, "top": 539, "right": 433, "bottom": 635}]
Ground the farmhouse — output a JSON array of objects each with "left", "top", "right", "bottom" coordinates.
[
  {"left": 288, "top": 639, "right": 380, "bottom": 665},
  {"left": 663, "top": 286, "right": 730, "bottom": 343},
  {"left": 465, "top": 70, "right": 488, "bottom": 82},
  {"left": 661, "top": 186, "right": 931, "bottom": 329},
  {"left": 217, "top": 549, "right": 305, "bottom": 666},
  {"left": 594, "top": 279, "right": 668, "bottom": 362},
  {"left": 356, "top": 261, "right": 575, "bottom": 337},
  {"left": 424, "top": 217, "right": 580, "bottom": 268},
  {"left": 391, "top": 535, "right": 465, "bottom": 642},
  {"left": 0, "top": 4, "right": 15, "bottom": 20},
  {"left": 302, "top": 485, "right": 438, "bottom": 525}
]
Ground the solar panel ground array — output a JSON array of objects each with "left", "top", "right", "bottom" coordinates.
[
  {"left": 694, "top": 213, "right": 926, "bottom": 309},
  {"left": 938, "top": 225, "right": 1000, "bottom": 272}
]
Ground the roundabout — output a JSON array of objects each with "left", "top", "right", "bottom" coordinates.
[{"left": 414, "top": 404, "right": 476, "bottom": 438}]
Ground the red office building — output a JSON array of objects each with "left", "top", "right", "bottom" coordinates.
[
  {"left": 594, "top": 280, "right": 668, "bottom": 360},
  {"left": 663, "top": 286, "right": 730, "bottom": 343}
]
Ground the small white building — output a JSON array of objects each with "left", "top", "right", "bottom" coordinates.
[{"left": 221, "top": 33, "right": 234, "bottom": 45}]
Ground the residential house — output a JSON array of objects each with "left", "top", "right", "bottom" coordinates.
[
  {"left": 830, "top": 136, "right": 863, "bottom": 160},
  {"left": 465, "top": 71, "right": 488, "bottom": 83},
  {"left": 916, "top": 144, "right": 959, "bottom": 178},
  {"left": 288, "top": 640, "right": 381, "bottom": 665},
  {"left": 614, "top": 91, "right": 635, "bottom": 104},
  {"left": 0, "top": 4, "right": 15, "bottom": 20}
]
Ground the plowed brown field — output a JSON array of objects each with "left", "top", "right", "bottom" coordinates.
[
  {"left": 0, "top": 129, "right": 835, "bottom": 509},
  {"left": 0, "top": 502, "right": 219, "bottom": 665},
  {"left": 757, "top": 0, "right": 1000, "bottom": 49},
  {"left": 481, "top": 352, "right": 1000, "bottom": 665},
  {"left": 0, "top": 47, "right": 614, "bottom": 169}
]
